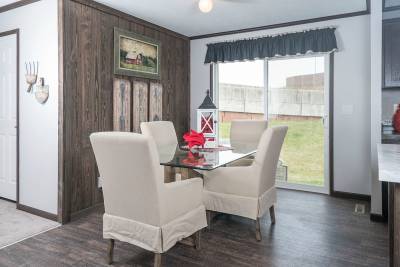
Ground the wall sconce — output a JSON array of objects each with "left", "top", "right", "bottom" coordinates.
[
  {"left": 35, "top": 77, "right": 49, "bottom": 104},
  {"left": 25, "top": 61, "right": 38, "bottom": 92}
]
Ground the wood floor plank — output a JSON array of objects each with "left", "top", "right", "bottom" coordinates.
[{"left": 0, "top": 190, "right": 389, "bottom": 267}]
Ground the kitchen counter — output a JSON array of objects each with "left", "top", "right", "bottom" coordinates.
[
  {"left": 378, "top": 144, "right": 400, "bottom": 183},
  {"left": 378, "top": 143, "right": 400, "bottom": 267},
  {"left": 382, "top": 132, "right": 400, "bottom": 144}
]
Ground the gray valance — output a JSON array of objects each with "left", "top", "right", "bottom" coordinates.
[{"left": 204, "top": 28, "right": 338, "bottom": 64}]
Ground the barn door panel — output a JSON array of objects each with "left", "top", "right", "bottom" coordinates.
[
  {"left": 113, "top": 78, "right": 131, "bottom": 131},
  {"left": 132, "top": 80, "right": 148, "bottom": 133},
  {"left": 149, "top": 82, "right": 162, "bottom": 121}
]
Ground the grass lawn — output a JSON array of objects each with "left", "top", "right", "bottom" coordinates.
[{"left": 219, "top": 119, "right": 324, "bottom": 186}]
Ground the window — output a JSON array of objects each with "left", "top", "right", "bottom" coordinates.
[
  {"left": 215, "top": 60, "right": 265, "bottom": 144},
  {"left": 214, "top": 55, "right": 329, "bottom": 193}
]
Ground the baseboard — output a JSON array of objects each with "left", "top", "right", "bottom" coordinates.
[
  {"left": 370, "top": 213, "right": 387, "bottom": 223},
  {"left": 70, "top": 203, "right": 104, "bottom": 222},
  {"left": 330, "top": 190, "right": 371, "bottom": 201},
  {"left": 0, "top": 196, "right": 16, "bottom": 203},
  {"left": 17, "top": 203, "right": 58, "bottom": 222}
]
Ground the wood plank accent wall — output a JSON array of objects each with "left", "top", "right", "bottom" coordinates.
[{"left": 61, "top": 0, "right": 190, "bottom": 222}]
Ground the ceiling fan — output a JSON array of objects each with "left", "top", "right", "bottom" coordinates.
[{"left": 198, "top": 0, "right": 249, "bottom": 13}]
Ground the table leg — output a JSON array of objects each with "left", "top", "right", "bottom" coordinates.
[
  {"left": 181, "top": 168, "right": 202, "bottom": 179},
  {"left": 164, "top": 166, "right": 176, "bottom": 183},
  {"left": 175, "top": 168, "right": 182, "bottom": 181},
  {"left": 164, "top": 167, "right": 203, "bottom": 182}
]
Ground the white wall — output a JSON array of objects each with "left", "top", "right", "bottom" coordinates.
[
  {"left": 191, "top": 15, "right": 372, "bottom": 195},
  {"left": 370, "top": 0, "right": 383, "bottom": 215},
  {"left": 0, "top": 0, "right": 59, "bottom": 214}
]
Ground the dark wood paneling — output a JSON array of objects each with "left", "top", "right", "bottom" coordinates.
[
  {"left": 389, "top": 183, "right": 395, "bottom": 267},
  {"left": 389, "top": 183, "right": 400, "bottom": 267},
  {"left": 383, "top": 18, "right": 400, "bottom": 89},
  {"left": 68, "top": 0, "right": 187, "bottom": 40},
  {"left": 61, "top": 0, "right": 190, "bottom": 221}
]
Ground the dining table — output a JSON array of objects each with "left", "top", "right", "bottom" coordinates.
[{"left": 158, "top": 142, "right": 258, "bottom": 182}]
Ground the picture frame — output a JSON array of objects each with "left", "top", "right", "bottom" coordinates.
[
  {"left": 383, "top": 0, "right": 400, "bottom": 12},
  {"left": 114, "top": 27, "right": 161, "bottom": 80}
]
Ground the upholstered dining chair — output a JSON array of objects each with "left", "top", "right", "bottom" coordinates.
[
  {"left": 140, "top": 121, "right": 178, "bottom": 149},
  {"left": 202, "top": 126, "right": 288, "bottom": 241},
  {"left": 228, "top": 120, "right": 268, "bottom": 167},
  {"left": 141, "top": 121, "right": 180, "bottom": 182},
  {"left": 90, "top": 132, "right": 207, "bottom": 267}
]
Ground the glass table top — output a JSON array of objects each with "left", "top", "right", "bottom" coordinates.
[{"left": 158, "top": 142, "right": 258, "bottom": 170}]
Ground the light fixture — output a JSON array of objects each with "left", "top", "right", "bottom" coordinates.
[{"left": 199, "top": 0, "right": 213, "bottom": 13}]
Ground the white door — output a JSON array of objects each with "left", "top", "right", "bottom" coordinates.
[{"left": 0, "top": 34, "right": 17, "bottom": 201}]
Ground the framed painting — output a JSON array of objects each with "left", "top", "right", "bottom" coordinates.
[{"left": 114, "top": 27, "right": 161, "bottom": 80}]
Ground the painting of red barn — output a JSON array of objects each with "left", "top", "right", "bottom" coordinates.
[{"left": 114, "top": 27, "right": 161, "bottom": 80}]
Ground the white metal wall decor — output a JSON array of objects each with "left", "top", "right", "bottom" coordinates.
[
  {"left": 25, "top": 61, "right": 38, "bottom": 92},
  {"left": 34, "top": 77, "right": 49, "bottom": 104},
  {"left": 197, "top": 90, "right": 218, "bottom": 148}
]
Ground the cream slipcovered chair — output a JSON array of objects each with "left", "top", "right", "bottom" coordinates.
[
  {"left": 141, "top": 121, "right": 181, "bottom": 181},
  {"left": 203, "top": 126, "right": 288, "bottom": 241},
  {"left": 230, "top": 120, "right": 268, "bottom": 144},
  {"left": 90, "top": 132, "right": 207, "bottom": 266},
  {"left": 140, "top": 121, "right": 178, "bottom": 149},
  {"left": 228, "top": 120, "right": 268, "bottom": 167}
]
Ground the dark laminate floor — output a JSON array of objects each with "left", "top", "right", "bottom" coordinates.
[{"left": 0, "top": 190, "right": 389, "bottom": 267}]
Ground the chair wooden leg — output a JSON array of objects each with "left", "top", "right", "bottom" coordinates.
[
  {"left": 193, "top": 231, "right": 201, "bottom": 250},
  {"left": 154, "top": 253, "right": 162, "bottom": 267},
  {"left": 206, "top": 210, "right": 212, "bottom": 229},
  {"left": 269, "top": 205, "right": 276, "bottom": 224},
  {"left": 255, "top": 218, "right": 262, "bottom": 241},
  {"left": 107, "top": 239, "right": 114, "bottom": 265}
]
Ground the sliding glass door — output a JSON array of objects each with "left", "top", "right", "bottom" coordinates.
[
  {"left": 214, "top": 54, "right": 330, "bottom": 193},
  {"left": 266, "top": 55, "right": 329, "bottom": 193}
]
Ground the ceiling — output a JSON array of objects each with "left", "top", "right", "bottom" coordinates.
[{"left": 94, "top": 0, "right": 367, "bottom": 38}]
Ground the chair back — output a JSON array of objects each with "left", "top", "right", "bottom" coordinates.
[
  {"left": 141, "top": 121, "right": 178, "bottom": 149},
  {"left": 253, "top": 126, "right": 288, "bottom": 196},
  {"left": 90, "top": 132, "right": 163, "bottom": 226},
  {"left": 230, "top": 120, "right": 268, "bottom": 147}
]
